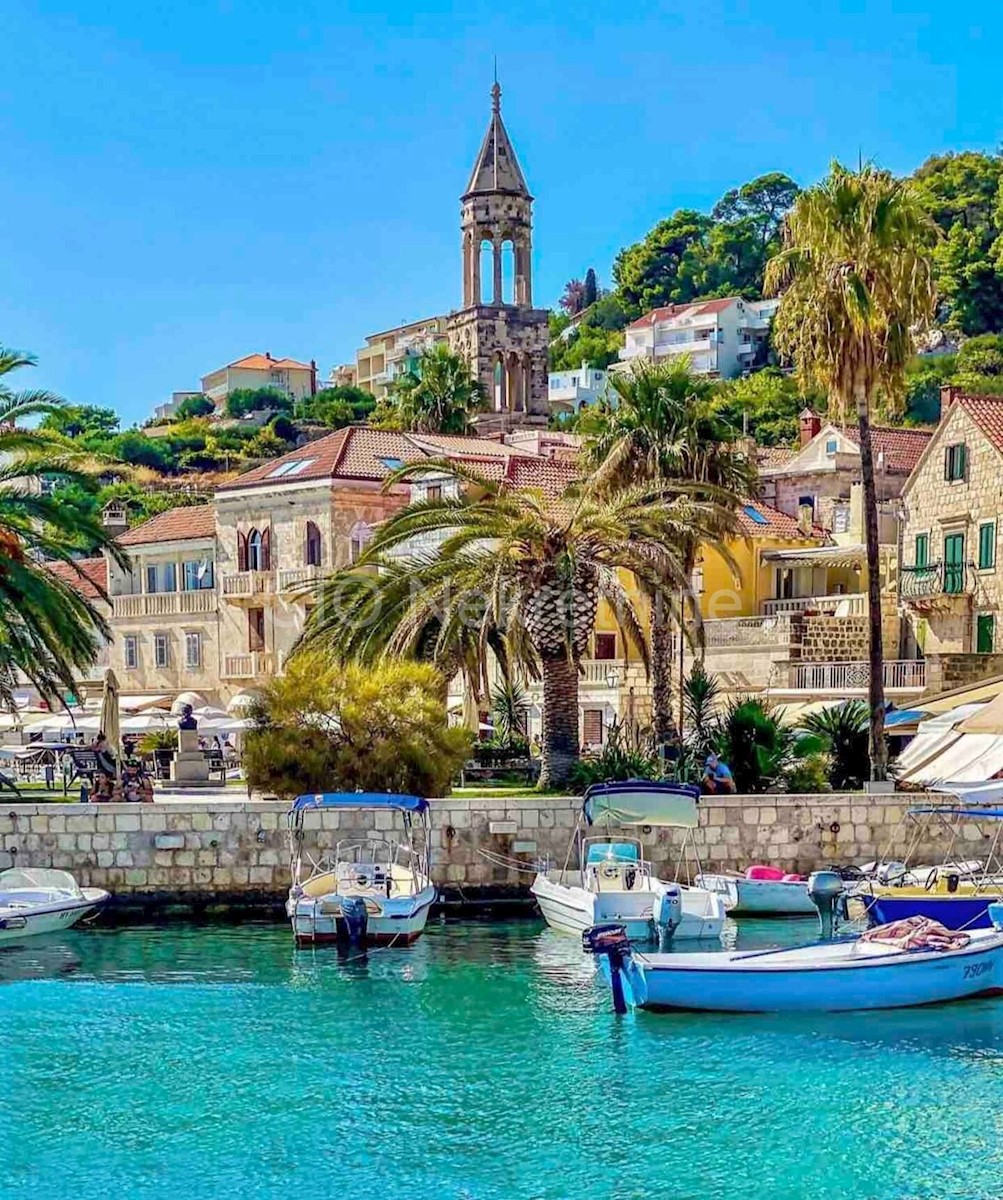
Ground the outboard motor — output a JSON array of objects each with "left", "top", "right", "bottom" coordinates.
[
  {"left": 652, "top": 884, "right": 683, "bottom": 951},
  {"left": 582, "top": 923, "right": 632, "bottom": 1014},
  {"left": 877, "top": 861, "right": 907, "bottom": 887},
  {"left": 339, "top": 896, "right": 369, "bottom": 947},
  {"left": 808, "top": 870, "right": 845, "bottom": 940}
]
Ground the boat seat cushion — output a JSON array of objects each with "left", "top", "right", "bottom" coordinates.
[{"left": 746, "top": 865, "right": 785, "bottom": 881}]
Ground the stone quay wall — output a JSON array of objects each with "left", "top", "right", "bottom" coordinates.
[{"left": 0, "top": 792, "right": 967, "bottom": 915}]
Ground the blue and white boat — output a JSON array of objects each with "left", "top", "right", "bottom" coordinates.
[
  {"left": 583, "top": 921, "right": 1003, "bottom": 1013},
  {"left": 286, "top": 793, "right": 437, "bottom": 947},
  {"left": 531, "top": 781, "right": 727, "bottom": 944}
]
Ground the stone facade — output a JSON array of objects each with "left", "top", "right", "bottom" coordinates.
[
  {"left": 924, "top": 652, "right": 1003, "bottom": 697},
  {"left": 0, "top": 793, "right": 956, "bottom": 911},
  {"left": 901, "top": 397, "right": 1003, "bottom": 655}
]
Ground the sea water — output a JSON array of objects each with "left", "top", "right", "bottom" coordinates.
[{"left": 4, "top": 919, "right": 1003, "bottom": 1200}]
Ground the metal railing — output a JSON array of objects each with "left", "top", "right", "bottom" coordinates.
[
  {"left": 786, "top": 659, "right": 927, "bottom": 691},
  {"left": 762, "top": 593, "right": 867, "bottom": 617},
  {"left": 221, "top": 570, "right": 276, "bottom": 598},
  {"left": 111, "top": 590, "right": 216, "bottom": 619},
  {"left": 900, "top": 562, "right": 971, "bottom": 600}
]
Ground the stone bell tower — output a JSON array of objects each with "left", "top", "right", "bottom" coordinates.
[{"left": 447, "top": 81, "right": 551, "bottom": 429}]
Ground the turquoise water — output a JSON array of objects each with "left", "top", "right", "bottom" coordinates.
[{"left": 5, "top": 919, "right": 1003, "bottom": 1200}]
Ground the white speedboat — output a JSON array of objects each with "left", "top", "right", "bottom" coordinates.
[
  {"left": 286, "top": 792, "right": 437, "bottom": 947},
  {"left": 531, "top": 781, "right": 728, "bottom": 944},
  {"left": 697, "top": 867, "right": 817, "bottom": 917},
  {"left": 0, "top": 868, "right": 108, "bottom": 943}
]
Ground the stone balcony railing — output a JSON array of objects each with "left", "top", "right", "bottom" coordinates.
[
  {"left": 785, "top": 659, "right": 926, "bottom": 692},
  {"left": 762, "top": 593, "right": 867, "bottom": 617},
  {"left": 221, "top": 651, "right": 277, "bottom": 680},
  {"left": 276, "top": 566, "right": 323, "bottom": 593},
  {"left": 111, "top": 590, "right": 216, "bottom": 619},
  {"left": 221, "top": 570, "right": 276, "bottom": 599},
  {"left": 702, "top": 615, "right": 793, "bottom": 648}
]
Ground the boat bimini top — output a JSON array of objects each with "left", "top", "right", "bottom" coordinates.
[
  {"left": 289, "top": 792, "right": 429, "bottom": 813},
  {"left": 583, "top": 781, "right": 700, "bottom": 829}
]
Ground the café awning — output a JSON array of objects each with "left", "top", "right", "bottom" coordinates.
[{"left": 760, "top": 544, "right": 867, "bottom": 569}]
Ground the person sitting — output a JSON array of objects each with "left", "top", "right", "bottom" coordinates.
[
  {"left": 91, "top": 732, "right": 118, "bottom": 801},
  {"left": 702, "top": 752, "right": 736, "bottom": 795}
]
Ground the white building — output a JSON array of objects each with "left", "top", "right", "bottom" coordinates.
[
  {"left": 618, "top": 296, "right": 779, "bottom": 379},
  {"left": 548, "top": 362, "right": 610, "bottom": 412}
]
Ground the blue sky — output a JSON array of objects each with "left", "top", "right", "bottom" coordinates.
[{"left": 2, "top": 0, "right": 999, "bottom": 425}]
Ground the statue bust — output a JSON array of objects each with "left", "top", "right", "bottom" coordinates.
[{"left": 177, "top": 703, "right": 197, "bottom": 731}]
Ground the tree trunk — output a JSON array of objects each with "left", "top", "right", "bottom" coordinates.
[
  {"left": 649, "top": 587, "right": 677, "bottom": 749},
  {"left": 856, "top": 386, "right": 888, "bottom": 781},
  {"left": 538, "top": 653, "right": 580, "bottom": 789}
]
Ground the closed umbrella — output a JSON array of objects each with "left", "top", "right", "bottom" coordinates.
[{"left": 100, "top": 668, "right": 121, "bottom": 783}]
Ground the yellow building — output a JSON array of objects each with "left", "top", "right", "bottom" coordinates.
[
  {"left": 355, "top": 316, "right": 448, "bottom": 399},
  {"left": 201, "top": 352, "right": 317, "bottom": 409}
]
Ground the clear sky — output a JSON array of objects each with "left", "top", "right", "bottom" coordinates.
[{"left": 2, "top": 0, "right": 1000, "bottom": 425}]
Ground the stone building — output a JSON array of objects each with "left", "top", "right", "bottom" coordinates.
[{"left": 447, "top": 82, "right": 550, "bottom": 430}]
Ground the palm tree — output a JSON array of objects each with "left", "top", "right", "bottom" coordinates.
[
  {"left": 371, "top": 344, "right": 486, "bottom": 434},
  {"left": 303, "top": 463, "right": 736, "bottom": 787},
  {"left": 765, "top": 163, "right": 938, "bottom": 780},
  {"left": 581, "top": 359, "right": 755, "bottom": 746},
  {"left": 0, "top": 347, "right": 128, "bottom": 709}
]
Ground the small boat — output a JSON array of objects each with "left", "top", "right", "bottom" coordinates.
[
  {"left": 0, "top": 868, "right": 108, "bottom": 943},
  {"left": 286, "top": 792, "right": 437, "bottom": 947},
  {"left": 583, "top": 913, "right": 1003, "bottom": 1014},
  {"left": 697, "top": 866, "right": 817, "bottom": 917},
  {"left": 531, "top": 781, "right": 728, "bottom": 944}
]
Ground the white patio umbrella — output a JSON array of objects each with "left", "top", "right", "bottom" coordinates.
[
  {"left": 100, "top": 669, "right": 121, "bottom": 782},
  {"left": 120, "top": 712, "right": 171, "bottom": 735}
]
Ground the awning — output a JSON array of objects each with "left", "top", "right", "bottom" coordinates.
[
  {"left": 905, "top": 733, "right": 1003, "bottom": 785},
  {"left": 959, "top": 691, "right": 1003, "bottom": 735},
  {"left": 761, "top": 544, "right": 866, "bottom": 569},
  {"left": 777, "top": 700, "right": 841, "bottom": 726},
  {"left": 119, "top": 694, "right": 171, "bottom": 713},
  {"left": 921, "top": 675, "right": 1003, "bottom": 715},
  {"left": 584, "top": 781, "right": 700, "bottom": 828}
]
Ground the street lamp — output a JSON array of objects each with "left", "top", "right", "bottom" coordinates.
[{"left": 605, "top": 666, "right": 622, "bottom": 690}]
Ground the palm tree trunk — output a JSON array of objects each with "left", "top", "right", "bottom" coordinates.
[
  {"left": 649, "top": 587, "right": 676, "bottom": 749},
  {"left": 538, "top": 653, "right": 580, "bottom": 789},
  {"left": 855, "top": 384, "right": 888, "bottom": 781}
]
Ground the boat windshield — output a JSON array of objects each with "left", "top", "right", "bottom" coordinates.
[{"left": 0, "top": 868, "right": 82, "bottom": 896}]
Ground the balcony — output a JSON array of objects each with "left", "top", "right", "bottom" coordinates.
[
  {"left": 900, "top": 563, "right": 971, "bottom": 602},
  {"left": 703, "top": 615, "right": 793, "bottom": 648},
  {"left": 222, "top": 651, "right": 277, "bottom": 680},
  {"left": 112, "top": 590, "right": 216, "bottom": 619},
  {"left": 785, "top": 659, "right": 926, "bottom": 692},
  {"left": 762, "top": 593, "right": 867, "bottom": 618},
  {"left": 276, "top": 566, "right": 323, "bottom": 593},
  {"left": 221, "top": 570, "right": 276, "bottom": 602}
]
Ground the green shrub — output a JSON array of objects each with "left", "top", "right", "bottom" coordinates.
[
  {"left": 568, "top": 718, "right": 661, "bottom": 793},
  {"left": 782, "top": 752, "right": 832, "bottom": 794}
]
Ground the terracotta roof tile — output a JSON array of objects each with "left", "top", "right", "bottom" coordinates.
[
  {"left": 956, "top": 394, "right": 1003, "bottom": 456},
  {"left": 503, "top": 457, "right": 581, "bottom": 497},
  {"left": 118, "top": 505, "right": 216, "bottom": 546},
  {"left": 737, "top": 502, "right": 822, "bottom": 540},
  {"left": 626, "top": 296, "right": 739, "bottom": 331},
  {"left": 757, "top": 446, "right": 796, "bottom": 470},
  {"left": 840, "top": 425, "right": 932, "bottom": 473},
  {"left": 45, "top": 557, "right": 108, "bottom": 600},
  {"left": 225, "top": 353, "right": 313, "bottom": 372}
]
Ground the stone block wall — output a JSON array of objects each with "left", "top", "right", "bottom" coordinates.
[
  {"left": 790, "top": 614, "right": 869, "bottom": 662},
  {"left": 924, "top": 652, "right": 1003, "bottom": 696},
  {"left": 0, "top": 793, "right": 962, "bottom": 913}
]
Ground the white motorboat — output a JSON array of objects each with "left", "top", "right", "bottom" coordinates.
[
  {"left": 286, "top": 792, "right": 437, "bottom": 947},
  {"left": 0, "top": 868, "right": 108, "bottom": 943},
  {"left": 531, "top": 781, "right": 728, "bottom": 944},
  {"left": 697, "top": 867, "right": 817, "bottom": 917}
]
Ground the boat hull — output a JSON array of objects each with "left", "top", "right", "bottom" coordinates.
[
  {"left": 532, "top": 875, "right": 725, "bottom": 942},
  {"left": 287, "top": 886, "right": 436, "bottom": 946},
  {"left": 862, "top": 892, "right": 1002, "bottom": 931},
  {"left": 697, "top": 873, "right": 816, "bottom": 917},
  {"left": 0, "top": 890, "right": 107, "bottom": 944},
  {"left": 601, "top": 930, "right": 1003, "bottom": 1012}
]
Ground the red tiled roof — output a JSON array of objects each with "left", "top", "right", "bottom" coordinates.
[
  {"left": 224, "top": 353, "right": 313, "bottom": 372},
  {"left": 626, "top": 296, "right": 738, "bottom": 331},
  {"left": 737, "top": 502, "right": 822, "bottom": 540},
  {"left": 839, "top": 425, "right": 932, "bottom": 474},
  {"left": 956, "top": 394, "right": 1003, "bottom": 456},
  {"left": 757, "top": 446, "right": 796, "bottom": 470},
  {"left": 118, "top": 505, "right": 216, "bottom": 546},
  {"left": 45, "top": 557, "right": 108, "bottom": 600},
  {"left": 503, "top": 456, "right": 581, "bottom": 497}
]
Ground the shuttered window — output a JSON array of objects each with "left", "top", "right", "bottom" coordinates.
[
  {"left": 979, "top": 522, "right": 996, "bottom": 570},
  {"left": 944, "top": 443, "right": 967, "bottom": 481},
  {"left": 583, "top": 709, "right": 604, "bottom": 746},
  {"left": 914, "top": 533, "right": 929, "bottom": 569}
]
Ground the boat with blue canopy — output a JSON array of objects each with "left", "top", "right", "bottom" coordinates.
[
  {"left": 286, "top": 792, "right": 436, "bottom": 946},
  {"left": 531, "top": 781, "right": 727, "bottom": 945}
]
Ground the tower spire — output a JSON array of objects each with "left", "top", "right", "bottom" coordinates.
[{"left": 464, "top": 75, "right": 528, "bottom": 197}]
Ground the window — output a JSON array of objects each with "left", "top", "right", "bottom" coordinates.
[
  {"left": 741, "top": 505, "right": 769, "bottom": 525},
  {"left": 914, "top": 533, "right": 929, "bottom": 569},
  {"left": 245, "top": 527, "right": 271, "bottom": 571},
  {"left": 979, "top": 522, "right": 996, "bottom": 570},
  {"left": 825, "top": 438, "right": 838, "bottom": 455},
  {"left": 944, "top": 532, "right": 966, "bottom": 595},
  {"left": 426, "top": 484, "right": 442, "bottom": 503},
  {"left": 124, "top": 636, "right": 138, "bottom": 670},
  {"left": 378, "top": 457, "right": 404, "bottom": 470},
  {"left": 183, "top": 559, "right": 214, "bottom": 591},
  {"left": 978, "top": 614, "right": 995, "bottom": 655},
  {"left": 945, "top": 443, "right": 967, "bottom": 482},
  {"left": 349, "top": 521, "right": 371, "bottom": 564},
  {"left": 154, "top": 634, "right": 170, "bottom": 669},
  {"left": 583, "top": 709, "right": 604, "bottom": 747},
  {"left": 185, "top": 632, "right": 202, "bottom": 669},
  {"left": 248, "top": 607, "right": 266, "bottom": 653},
  {"left": 305, "top": 521, "right": 322, "bottom": 567},
  {"left": 266, "top": 458, "right": 316, "bottom": 479},
  {"left": 145, "top": 562, "right": 177, "bottom": 594},
  {"left": 594, "top": 633, "right": 617, "bottom": 661},
  {"left": 247, "top": 529, "right": 263, "bottom": 571},
  {"left": 798, "top": 495, "right": 815, "bottom": 515}
]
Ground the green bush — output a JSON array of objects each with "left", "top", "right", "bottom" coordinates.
[
  {"left": 714, "top": 697, "right": 822, "bottom": 793},
  {"left": 782, "top": 752, "right": 832, "bottom": 794},
  {"left": 798, "top": 700, "right": 869, "bottom": 790},
  {"left": 568, "top": 718, "right": 661, "bottom": 793}
]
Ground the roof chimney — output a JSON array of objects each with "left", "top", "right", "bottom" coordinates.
[
  {"left": 265, "top": 351, "right": 272, "bottom": 361},
  {"left": 799, "top": 407, "right": 822, "bottom": 447},
  {"left": 940, "top": 384, "right": 961, "bottom": 415}
]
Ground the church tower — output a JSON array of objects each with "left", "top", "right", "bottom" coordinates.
[{"left": 447, "top": 81, "right": 550, "bottom": 428}]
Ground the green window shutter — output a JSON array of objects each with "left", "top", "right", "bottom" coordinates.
[
  {"left": 915, "top": 533, "right": 928, "bottom": 569},
  {"left": 944, "top": 445, "right": 951, "bottom": 480},
  {"left": 944, "top": 532, "right": 965, "bottom": 594},
  {"left": 978, "top": 614, "right": 995, "bottom": 655},
  {"left": 980, "top": 523, "right": 996, "bottom": 570},
  {"left": 959, "top": 443, "right": 967, "bottom": 480}
]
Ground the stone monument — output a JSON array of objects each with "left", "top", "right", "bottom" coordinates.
[{"left": 170, "top": 703, "right": 211, "bottom": 786}]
